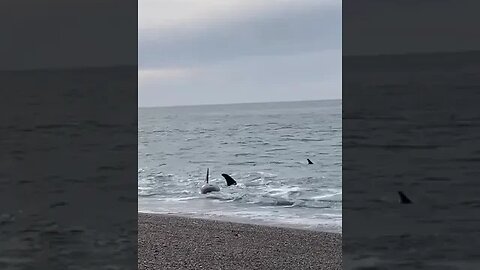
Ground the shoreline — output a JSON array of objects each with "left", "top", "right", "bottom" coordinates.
[
  {"left": 138, "top": 213, "right": 342, "bottom": 270},
  {"left": 138, "top": 210, "right": 342, "bottom": 234}
]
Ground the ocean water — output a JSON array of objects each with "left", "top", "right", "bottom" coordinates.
[
  {"left": 0, "top": 67, "right": 137, "bottom": 269},
  {"left": 138, "top": 99, "right": 342, "bottom": 232},
  {"left": 343, "top": 52, "right": 480, "bottom": 269}
]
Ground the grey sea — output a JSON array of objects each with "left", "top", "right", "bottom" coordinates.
[
  {"left": 138, "top": 99, "right": 342, "bottom": 232},
  {"left": 1, "top": 67, "right": 137, "bottom": 269},
  {"left": 343, "top": 52, "right": 480, "bottom": 269}
]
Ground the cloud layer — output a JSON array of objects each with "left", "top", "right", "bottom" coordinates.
[{"left": 138, "top": 0, "right": 342, "bottom": 107}]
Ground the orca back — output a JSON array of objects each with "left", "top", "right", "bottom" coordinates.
[
  {"left": 201, "top": 184, "right": 220, "bottom": 194},
  {"left": 307, "top": 159, "right": 314, "bottom": 164}
]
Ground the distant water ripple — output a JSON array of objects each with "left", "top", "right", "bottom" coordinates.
[{"left": 138, "top": 100, "right": 342, "bottom": 232}]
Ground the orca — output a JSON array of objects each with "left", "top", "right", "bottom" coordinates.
[
  {"left": 307, "top": 159, "right": 314, "bottom": 164},
  {"left": 200, "top": 168, "right": 220, "bottom": 194},
  {"left": 221, "top": 173, "right": 237, "bottom": 186},
  {"left": 398, "top": 191, "right": 412, "bottom": 204}
]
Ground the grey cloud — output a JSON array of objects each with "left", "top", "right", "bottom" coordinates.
[
  {"left": 138, "top": 51, "right": 341, "bottom": 107},
  {"left": 204, "top": 50, "right": 341, "bottom": 85},
  {"left": 139, "top": 4, "right": 341, "bottom": 69}
]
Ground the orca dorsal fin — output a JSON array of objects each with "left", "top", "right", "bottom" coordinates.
[
  {"left": 206, "top": 168, "right": 209, "bottom": 183},
  {"left": 398, "top": 191, "right": 412, "bottom": 204},
  {"left": 221, "top": 174, "right": 237, "bottom": 186},
  {"left": 307, "top": 159, "right": 314, "bottom": 164}
]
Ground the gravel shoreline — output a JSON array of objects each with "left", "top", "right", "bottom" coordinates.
[{"left": 138, "top": 213, "right": 342, "bottom": 270}]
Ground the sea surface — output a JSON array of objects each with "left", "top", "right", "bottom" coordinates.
[
  {"left": 0, "top": 67, "right": 137, "bottom": 269},
  {"left": 138, "top": 99, "right": 342, "bottom": 232},
  {"left": 343, "top": 52, "right": 480, "bottom": 269}
]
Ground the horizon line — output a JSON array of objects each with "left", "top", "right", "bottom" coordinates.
[
  {"left": 138, "top": 98, "right": 341, "bottom": 109},
  {"left": 0, "top": 64, "right": 136, "bottom": 73},
  {"left": 343, "top": 49, "right": 480, "bottom": 58},
  {"left": 3, "top": 49, "right": 479, "bottom": 72}
]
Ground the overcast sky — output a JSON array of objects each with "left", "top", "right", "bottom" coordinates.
[{"left": 138, "top": 0, "right": 342, "bottom": 107}]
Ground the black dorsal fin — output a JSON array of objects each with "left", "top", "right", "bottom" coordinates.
[
  {"left": 307, "top": 159, "right": 314, "bottom": 164},
  {"left": 206, "top": 168, "right": 209, "bottom": 183},
  {"left": 221, "top": 174, "right": 237, "bottom": 186},
  {"left": 398, "top": 191, "right": 412, "bottom": 204}
]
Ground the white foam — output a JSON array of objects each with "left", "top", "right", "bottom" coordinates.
[{"left": 311, "top": 192, "right": 342, "bottom": 200}]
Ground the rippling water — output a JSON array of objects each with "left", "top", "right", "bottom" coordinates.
[
  {"left": 343, "top": 52, "right": 480, "bottom": 269},
  {"left": 1, "top": 67, "right": 137, "bottom": 269},
  {"left": 138, "top": 100, "right": 342, "bottom": 232}
]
